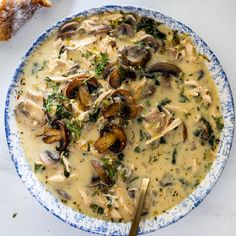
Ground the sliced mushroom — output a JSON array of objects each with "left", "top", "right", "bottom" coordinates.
[
  {"left": 121, "top": 45, "right": 151, "bottom": 67},
  {"left": 112, "top": 89, "right": 135, "bottom": 104},
  {"left": 40, "top": 150, "right": 60, "bottom": 166},
  {"left": 65, "top": 77, "right": 98, "bottom": 110},
  {"left": 103, "top": 64, "right": 136, "bottom": 89},
  {"left": 103, "top": 64, "right": 123, "bottom": 89},
  {"left": 56, "top": 189, "right": 71, "bottom": 200},
  {"left": 90, "top": 160, "right": 111, "bottom": 185},
  {"left": 15, "top": 100, "right": 47, "bottom": 129},
  {"left": 94, "top": 132, "right": 117, "bottom": 153},
  {"left": 94, "top": 125, "right": 127, "bottom": 154},
  {"left": 101, "top": 89, "right": 142, "bottom": 120},
  {"left": 89, "top": 25, "right": 111, "bottom": 35},
  {"left": 102, "top": 103, "right": 121, "bottom": 119},
  {"left": 140, "top": 35, "right": 160, "bottom": 52},
  {"left": 123, "top": 14, "right": 137, "bottom": 27},
  {"left": 58, "top": 21, "right": 79, "bottom": 38},
  {"left": 148, "top": 62, "right": 182, "bottom": 77},
  {"left": 182, "top": 122, "right": 188, "bottom": 142},
  {"left": 118, "top": 23, "right": 135, "bottom": 37},
  {"left": 160, "top": 173, "right": 173, "bottom": 187},
  {"left": 42, "top": 119, "right": 70, "bottom": 152},
  {"left": 118, "top": 104, "right": 142, "bottom": 120},
  {"left": 88, "top": 175, "right": 102, "bottom": 187}
]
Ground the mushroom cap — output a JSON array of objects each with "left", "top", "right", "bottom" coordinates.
[
  {"left": 15, "top": 100, "right": 47, "bottom": 129},
  {"left": 148, "top": 62, "right": 182, "bottom": 77},
  {"left": 121, "top": 45, "right": 152, "bottom": 67},
  {"left": 58, "top": 21, "right": 79, "bottom": 38},
  {"left": 94, "top": 125, "right": 127, "bottom": 154}
]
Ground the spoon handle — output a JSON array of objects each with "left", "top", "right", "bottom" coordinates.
[{"left": 129, "top": 178, "right": 150, "bottom": 236}]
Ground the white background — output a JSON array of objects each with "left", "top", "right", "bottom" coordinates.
[{"left": 0, "top": 0, "right": 235, "bottom": 235}]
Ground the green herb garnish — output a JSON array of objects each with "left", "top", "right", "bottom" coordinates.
[
  {"left": 65, "top": 119, "right": 81, "bottom": 140},
  {"left": 213, "top": 115, "right": 224, "bottom": 131},
  {"left": 89, "top": 107, "right": 101, "bottom": 122},
  {"left": 171, "top": 148, "right": 177, "bottom": 164},
  {"left": 179, "top": 89, "right": 189, "bottom": 103},
  {"left": 157, "top": 98, "right": 171, "bottom": 111},
  {"left": 93, "top": 53, "right": 109, "bottom": 76},
  {"left": 137, "top": 17, "right": 166, "bottom": 39},
  {"left": 90, "top": 204, "right": 104, "bottom": 214},
  {"left": 134, "top": 146, "right": 141, "bottom": 153},
  {"left": 34, "top": 163, "right": 46, "bottom": 173}
]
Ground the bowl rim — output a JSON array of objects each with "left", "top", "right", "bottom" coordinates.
[{"left": 4, "top": 5, "right": 235, "bottom": 236}]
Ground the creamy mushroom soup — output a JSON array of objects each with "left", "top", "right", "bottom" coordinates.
[{"left": 15, "top": 11, "right": 224, "bottom": 222}]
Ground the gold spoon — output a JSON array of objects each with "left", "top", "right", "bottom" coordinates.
[{"left": 129, "top": 177, "right": 150, "bottom": 236}]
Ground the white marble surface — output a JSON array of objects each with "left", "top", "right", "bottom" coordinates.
[{"left": 0, "top": 0, "right": 236, "bottom": 235}]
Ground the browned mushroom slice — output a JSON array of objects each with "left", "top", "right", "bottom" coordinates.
[
  {"left": 94, "top": 125, "right": 127, "bottom": 154},
  {"left": 182, "top": 122, "right": 188, "bottom": 142},
  {"left": 102, "top": 103, "right": 121, "bottom": 119},
  {"left": 89, "top": 25, "right": 112, "bottom": 35},
  {"left": 103, "top": 63, "right": 115, "bottom": 79},
  {"left": 119, "top": 104, "right": 142, "bottom": 120},
  {"left": 148, "top": 62, "right": 182, "bottom": 77},
  {"left": 102, "top": 103, "right": 141, "bottom": 120},
  {"left": 103, "top": 64, "right": 123, "bottom": 89},
  {"left": 109, "top": 68, "right": 123, "bottom": 89},
  {"left": 140, "top": 35, "right": 160, "bottom": 52},
  {"left": 42, "top": 128, "right": 62, "bottom": 143},
  {"left": 66, "top": 77, "right": 84, "bottom": 98},
  {"left": 121, "top": 45, "right": 151, "bottom": 67},
  {"left": 94, "top": 132, "right": 117, "bottom": 153},
  {"left": 42, "top": 119, "right": 70, "bottom": 152},
  {"left": 58, "top": 21, "right": 79, "bottom": 38},
  {"left": 65, "top": 77, "right": 98, "bottom": 110},
  {"left": 112, "top": 89, "right": 135, "bottom": 104},
  {"left": 109, "top": 126, "right": 127, "bottom": 153},
  {"left": 118, "top": 23, "right": 135, "bottom": 37},
  {"left": 78, "top": 84, "right": 92, "bottom": 110},
  {"left": 90, "top": 160, "right": 111, "bottom": 185}
]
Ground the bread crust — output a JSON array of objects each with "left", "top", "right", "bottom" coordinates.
[{"left": 0, "top": 0, "right": 51, "bottom": 41}]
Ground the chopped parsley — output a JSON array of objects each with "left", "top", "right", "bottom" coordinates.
[
  {"left": 179, "top": 88, "right": 189, "bottom": 103},
  {"left": 89, "top": 107, "right": 101, "bottom": 122},
  {"left": 213, "top": 115, "right": 224, "bottom": 131},
  {"left": 171, "top": 148, "right": 177, "bottom": 164},
  {"left": 157, "top": 98, "right": 171, "bottom": 111},
  {"left": 93, "top": 53, "right": 109, "bottom": 76},
  {"left": 65, "top": 119, "right": 81, "bottom": 140},
  {"left": 137, "top": 17, "right": 166, "bottom": 39},
  {"left": 90, "top": 204, "right": 104, "bottom": 214},
  {"left": 34, "top": 163, "right": 46, "bottom": 173},
  {"left": 129, "top": 176, "right": 139, "bottom": 184},
  {"left": 118, "top": 153, "right": 124, "bottom": 161},
  {"left": 134, "top": 146, "right": 141, "bottom": 153},
  {"left": 81, "top": 50, "right": 93, "bottom": 59}
]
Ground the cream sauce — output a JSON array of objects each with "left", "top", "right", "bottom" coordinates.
[{"left": 15, "top": 11, "right": 223, "bottom": 222}]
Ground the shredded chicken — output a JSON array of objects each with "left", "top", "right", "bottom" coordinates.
[
  {"left": 144, "top": 108, "right": 182, "bottom": 144},
  {"left": 128, "top": 78, "right": 147, "bottom": 100},
  {"left": 184, "top": 80, "right": 212, "bottom": 104},
  {"left": 78, "top": 189, "right": 91, "bottom": 206},
  {"left": 66, "top": 36, "right": 97, "bottom": 50}
]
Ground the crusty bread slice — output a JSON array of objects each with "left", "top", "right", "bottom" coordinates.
[{"left": 0, "top": 0, "right": 51, "bottom": 41}]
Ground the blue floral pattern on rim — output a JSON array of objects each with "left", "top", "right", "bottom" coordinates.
[{"left": 4, "top": 5, "right": 235, "bottom": 236}]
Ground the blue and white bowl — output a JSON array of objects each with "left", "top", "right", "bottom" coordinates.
[{"left": 4, "top": 5, "right": 235, "bottom": 235}]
